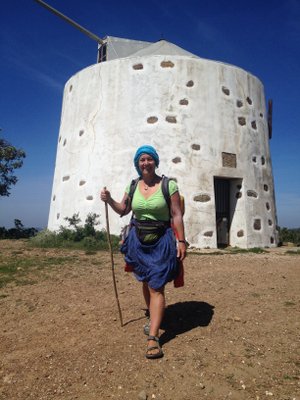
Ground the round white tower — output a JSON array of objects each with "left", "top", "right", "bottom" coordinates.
[{"left": 48, "top": 38, "right": 278, "bottom": 248}]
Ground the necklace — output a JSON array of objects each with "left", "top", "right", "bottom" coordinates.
[{"left": 143, "top": 178, "right": 156, "bottom": 190}]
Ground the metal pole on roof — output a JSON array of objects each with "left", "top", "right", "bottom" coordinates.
[{"left": 34, "top": 0, "right": 104, "bottom": 45}]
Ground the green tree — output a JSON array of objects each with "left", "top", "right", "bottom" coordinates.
[
  {"left": 0, "top": 219, "right": 37, "bottom": 239},
  {"left": 14, "top": 219, "right": 24, "bottom": 230},
  {"left": 64, "top": 213, "right": 81, "bottom": 229},
  {"left": 0, "top": 138, "right": 26, "bottom": 196},
  {"left": 83, "top": 213, "right": 100, "bottom": 237},
  {"left": 278, "top": 226, "right": 300, "bottom": 245}
]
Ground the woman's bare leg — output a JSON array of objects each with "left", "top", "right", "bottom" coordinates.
[
  {"left": 142, "top": 281, "right": 150, "bottom": 311},
  {"left": 147, "top": 286, "right": 165, "bottom": 356}
]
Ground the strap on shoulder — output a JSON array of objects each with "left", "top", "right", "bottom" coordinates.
[
  {"left": 128, "top": 178, "right": 140, "bottom": 199},
  {"left": 161, "top": 175, "right": 171, "bottom": 213},
  {"left": 120, "top": 177, "right": 139, "bottom": 218}
]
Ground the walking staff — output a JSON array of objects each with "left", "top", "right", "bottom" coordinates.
[{"left": 104, "top": 188, "right": 123, "bottom": 327}]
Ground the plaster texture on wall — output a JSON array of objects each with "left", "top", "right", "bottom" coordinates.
[{"left": 48, "top": 51, "right": 278, "bottom": 248}]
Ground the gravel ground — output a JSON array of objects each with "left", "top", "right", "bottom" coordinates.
[{"left": 0, "top": 240, "right": 299, "bottom": 400}]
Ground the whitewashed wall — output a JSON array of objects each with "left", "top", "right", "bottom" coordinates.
[{"left": 48, "top": 54, "right": 278, "bottom": 248}]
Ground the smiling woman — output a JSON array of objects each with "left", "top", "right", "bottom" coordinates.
[
  {"left": 100, "top": 145, "right": 186, "bottom": 360},
  {"left": 138, "top": 154, "right": 156, "bottom": 187}
]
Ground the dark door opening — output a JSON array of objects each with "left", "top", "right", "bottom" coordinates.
[{"left": 214, "top": 178, "right": 230, "bottom": 248}]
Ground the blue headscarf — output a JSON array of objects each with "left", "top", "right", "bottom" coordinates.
[{"left": 134, "top": 145, "right": 160, "bottom": 176}]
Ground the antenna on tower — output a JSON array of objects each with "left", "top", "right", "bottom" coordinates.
[{"left": 34, "top": 0, "right": 105, "bottom": 61}]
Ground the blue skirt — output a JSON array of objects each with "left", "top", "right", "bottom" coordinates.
[{"left": 120, "top": 226, "right": 179, "bottom": 289}]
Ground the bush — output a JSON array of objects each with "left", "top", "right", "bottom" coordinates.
[
  {"left": 82, "top": 236, "right": 98, "bottom": 250},
  {"left": 0, "top": 219, "right": 38, "bottom": 239},
  {"left": 278, "top": 227, "right": 300, "bottom": 246},
  {"left": 30, "top": 229, "right": 120, "bottom": 251},
  {"left": 29, "top": 213, "right": 120, "bottom": 251},
  {"left": 29, "top": 229, "right": 62, "bottom": 248}
]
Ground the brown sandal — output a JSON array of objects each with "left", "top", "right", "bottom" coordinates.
[{"left": 146, "top": 335, "right": 164, "bottom": 359}]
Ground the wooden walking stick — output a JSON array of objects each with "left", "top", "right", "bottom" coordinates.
[{"left": 104, "top": 188, "right": 124, "bottom": 327}]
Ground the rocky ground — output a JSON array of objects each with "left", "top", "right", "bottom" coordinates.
[{"left": 0, "top": 240, "right": 299, "bottom": 400}]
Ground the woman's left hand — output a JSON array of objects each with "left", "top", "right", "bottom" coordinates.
[{"left": 177, "top": 241, "right": 187, "bottom": 261}]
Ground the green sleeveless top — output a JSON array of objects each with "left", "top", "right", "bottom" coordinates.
[{"left": 125, "top": 180, "right": 178, "bottom": 221}]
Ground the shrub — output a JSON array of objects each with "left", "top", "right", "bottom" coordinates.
[
  {"left": 278, "top": 227, "right": 300, "bottom": 246},
  {"left": 29, "top": 213, "right": 120, "bottom": 251},
  {"left": 82, "top": 236, "right": 98, "bottom": 250},
  {"left": 0, "top": 219, "right": 38, "bottom": 239},
  {"left": 29, "top": 229, "right": 61, "bottom": 248}
]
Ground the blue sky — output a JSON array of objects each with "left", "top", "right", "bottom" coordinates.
[{"left": 1, "top": 0, "right": 299, "bottom": 229}]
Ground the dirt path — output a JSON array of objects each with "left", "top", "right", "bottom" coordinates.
[{"left": 0, "top": 240, "right": 299, "bottom": 400}]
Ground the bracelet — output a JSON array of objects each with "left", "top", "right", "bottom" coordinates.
[{"left": 178, "top": 240, "right": 186, "bottom": 243}]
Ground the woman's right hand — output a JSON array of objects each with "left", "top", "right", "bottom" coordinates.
[{"left": 100, "top": 188, "right": 111, "bottom": 203}]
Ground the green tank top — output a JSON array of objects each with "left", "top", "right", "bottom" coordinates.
[{"left": 125, "top": 180, "right": 178, "bottom": 221}]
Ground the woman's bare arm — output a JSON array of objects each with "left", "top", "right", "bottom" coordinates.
[
  {"left": 170, "top": 191, "right": 186, "bottom": 260},
  {"left": 100, "top": 189, "right": 131, "bottom": 216}
]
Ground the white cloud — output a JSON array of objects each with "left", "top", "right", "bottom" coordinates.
[
  {"left": 1, "top": 29, "right": 63, "bottom": 92},
  {"left": 4, "top": 52, "right": 63, "bottom": 91}
]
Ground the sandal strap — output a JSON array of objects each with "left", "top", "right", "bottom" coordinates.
[
  {"left": 147, "top": 335, "right": 159, "bottom": 342},
  {"left": 145, "top": 343, "right": 164, "bottom": 359},
  {"left": 146, "top": 346, "right": 160, "bottom": 352}
]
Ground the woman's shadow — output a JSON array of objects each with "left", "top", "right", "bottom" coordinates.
[{"left": 159, "top": 301, "right": 214, "bottom": 345}]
